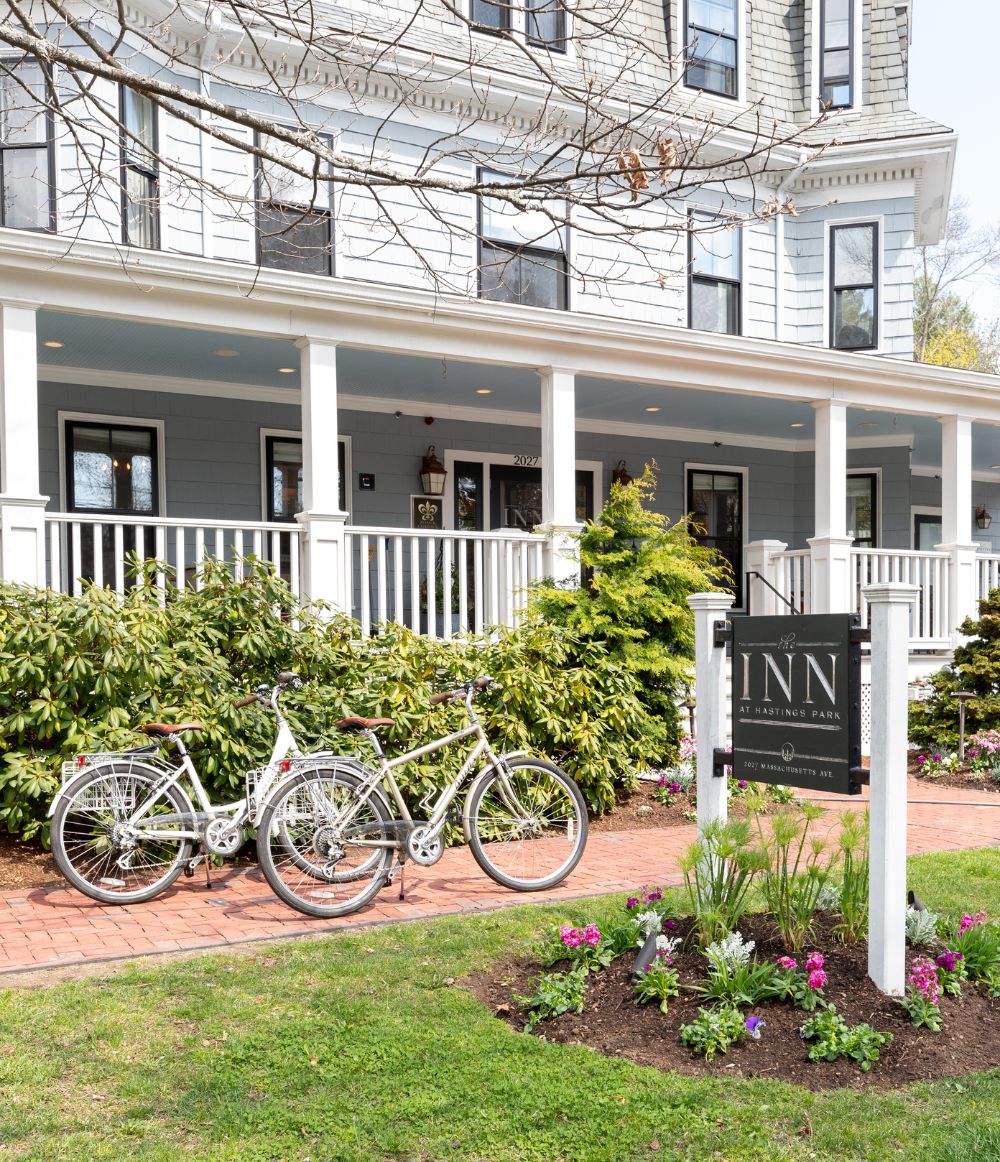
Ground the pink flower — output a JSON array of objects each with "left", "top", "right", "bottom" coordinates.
[
  {"left": 959, "top": 910, "right": 988, "bottom": 935},
  {"left": 737, "top": 779, "right": 747, "bottom": 790},
  {"left": 582, "top": 924, "right": 601, "bottom": 947},
  {"left": 934, "top": 754, "right": 942, "bottom": 762},
  {"left": 669, "top": 781, "right": 681, "bottom": 794},
  {"left": 917, "top": 755, "right": 926, "bottom": 765},
  {"left": 804, "top": 952, "right": 824, "bottom": 972},
  {"left": 807, "top": 969, "right": 827, "bottom": 991},
  {"left": 776, "top": 956, "right": 797, "bottom": 971},
  {"left": 560, "top": 925, "right": 583, "bottom": 948},
  {"left": 908, "top": 956, "right": 941, "bottom": 1005}
]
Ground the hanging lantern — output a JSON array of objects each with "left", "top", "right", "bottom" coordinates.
[
  {"left": 611, "top": 460, "right": 633, "bottom": 487},
  {"left": 976, "top": 505, "right": 992, "bottom": 530},
  {"left": 420, "top": 445, "right": 447, "bottom": 495}
]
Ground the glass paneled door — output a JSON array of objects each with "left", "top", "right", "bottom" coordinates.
[
  {"left": 687, "top": 468, "right": 744, "bottom": 607},
  {"left": 914, "top": 513, "right": 942, "bottom": 551},
  {"left": 489, "top": 465, "right": 593, "bottom": 530},
  {"left": 65, "top": 421, "right": 159, "bottom": 589}
]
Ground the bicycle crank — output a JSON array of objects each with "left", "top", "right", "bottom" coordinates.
[
  {"left": 405, "top": 825, "right": 444, "bottom": 867},
  {"left": 202, "top": 818, "right": 245, "bottom": 857}
]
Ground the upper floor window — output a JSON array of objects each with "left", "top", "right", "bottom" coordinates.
[
  {"left": 685, "top": 0, "right": 738, "bottom": 98},
  {"left": 471, "top": 0, "right": 566, "bottom": 51},
  {"left": 255, "top": 133, "right": 333, "bottom": 276},
  {"left": 0, "top": 60, "right": 54, "bottom": 231},
  {"left": 830, "top": 222, "right": 878, "bottom": 350},
  {"left": 120, "top": 89, "right": 159, "bottom": 249},
  {"left": 820, "top": 0, "right": 854, "bottom": 109},
  {"left": 688, "top": 212, "right": 741, "bottom": 334},
  {"left": 479, "top": 173, "right": 567, "bottom": 309}
]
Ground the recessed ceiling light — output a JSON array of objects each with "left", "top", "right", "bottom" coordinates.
[
  {"left": 43, "top": 340, "right": 64, "bottom": 348},
  {"left": 645, "top": 406, "right": 661, "bottom": 413},
  {"left": 789, "top": 422, "right": 805, "bottom": 429},
  {"left": 476, "top": 388, "right": 493, "bottom": 395},
  {"left": 214, "top": 348, "right": 240, "bottom": 357},
  {"left": 277, "top": 367, "right": 296, "bottom": 374},
  {"left": 860, "top": 421, "right": 879, "bottom": 429}
]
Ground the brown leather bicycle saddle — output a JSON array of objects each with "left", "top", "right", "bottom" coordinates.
[
  {"left": 141, "top": 722, "right": 206, "bottom": 737},
  {"left": 335, "top": 716, "right": 395, "bottom": 732}
]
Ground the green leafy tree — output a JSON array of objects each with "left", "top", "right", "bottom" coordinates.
[
  {"left": 908, "top": 588, "right": 1000, "bottom": 749},
  {"left": 529, "top": 464, "right": 727, "bottom": 760},
  {"left": 914, "top": 279, "right": 999, "bottom": 373}
]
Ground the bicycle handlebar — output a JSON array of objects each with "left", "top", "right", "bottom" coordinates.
[
  {"left": 234, "top": 672, "right": 302, "bottom": 710},
  {"left": 429, "top": 676, "right": 497, "bottom": 707},
  {"left": 233, "top": 694, "right": 260, "bottom": 709}
]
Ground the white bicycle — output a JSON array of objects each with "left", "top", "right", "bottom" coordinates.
[{"left": 48, "top": 671, "right": 327, "bottom": 904}]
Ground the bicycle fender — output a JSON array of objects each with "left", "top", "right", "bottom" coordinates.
[
  {"left": 461, "top": 751, "right": 531, "bottom": 844},
  {"left": 250, "top": 756, "right": 377, "bottom": 828}
]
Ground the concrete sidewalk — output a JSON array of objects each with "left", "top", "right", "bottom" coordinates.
[{"left": 1, "top": 777, "right": 996, "bottom": 976}]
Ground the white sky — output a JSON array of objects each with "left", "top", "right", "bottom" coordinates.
[{"left": 908, "top": 1, "right": 1000, "bottom": 321}]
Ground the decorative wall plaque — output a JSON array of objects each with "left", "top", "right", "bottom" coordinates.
[{"left": 411, "top": 495, "right": 444, "bottom": 530}]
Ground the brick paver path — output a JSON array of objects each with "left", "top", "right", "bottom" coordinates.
[{"left": 1, "top": 777, "right": 996, "bottom": 976}]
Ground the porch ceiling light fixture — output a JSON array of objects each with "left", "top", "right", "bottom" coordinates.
[
  {"left": 976, "top": 505, "right": 992, "bottom": 530},
  {"left": 789, "top": 422, "right": 805, "bottom": 428},
  {"left": 645, "top": 406, "right": 661, "bottom": 412},
  {"left": 420, "top": 445, "right": 447, "bottom": 495},
  {"left": 214, "top": 348, "right": 240, "bottom": 357},
  {"left": 277, "top": 366, "right": 295, "bottom": 374},
  {"left": 43, "top": 340, "right": 64, "bottom": 348},
  {"left": 476, "top": 388, "right": 493, "bottom": 394}
]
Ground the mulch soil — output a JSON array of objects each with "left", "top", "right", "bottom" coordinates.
[
  {"left": 588, "top": 780, "right": 696, "bottom": 833},
  {"left": 0, "top": 833, "right": 60, "bottom": 892},
  {"left": 907, "top": 756, "right": 999, "bottom": 794},
  {"left": 467, "top": 912, "right": 1000, "bottom": 1091}
]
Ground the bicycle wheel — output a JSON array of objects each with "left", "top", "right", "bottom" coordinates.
[
  {"left": 257, "top": 767, "right": 394, "bottom": 919},
  {"left": 467, "top": 757, "right": 588, "bottom": 891},
  {"left": 51, "top": 764, "right": 194, "bottom": 904}
]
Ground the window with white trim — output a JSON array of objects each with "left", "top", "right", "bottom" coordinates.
[
  {"left": 479, "top": 172, "right": 568, "bottom": 309},
  {"left": 121, "top": 88, "right": 159, "bottom": 249},
  {"left": 830, "top": 222, "right": 878, "bottom": 350},
  {"left": 264, "top": 435, "right": 347, "bottom": 519},
  {"left": 0, "top": 60, "right": 54, "bottom": 231},
  {"left": 471, "top": 0, "right": 567, "bottom": 50},
  {"left": 820, "top": 0, "right": 854, "bottom": 109},
  {"left": 255, "top": 132, "right": 334, "bottom": 275},
  {"left": 688, "top": 212, "right": 741, "bottom": 334},
  {"left": 685, "top": 0, "right": 738, "bottom": 98}
]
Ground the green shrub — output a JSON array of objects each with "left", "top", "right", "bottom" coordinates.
[
  {"left": 909, "top": 588, "right": 1000, "bottom": 749},
  {"left": 679, "top": 819, "right": 767, "bottom": 946},
  {"left": 528, "top": 464, "right": 727, "bottom": 763},
  {"left": 0, "top": 560, "right": 662, "bottom": 841},
  {"left": 800, "top": 1005, "right": 893, "bottom": 1071}
]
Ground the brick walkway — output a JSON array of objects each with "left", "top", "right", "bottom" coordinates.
[{"left": 1, "top": 777, "right": 997, "bottom": 976}]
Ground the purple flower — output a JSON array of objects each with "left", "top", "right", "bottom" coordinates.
[
  {"left": 917, "top": 755, "right": 927, "bottom": 765},
  {"left": 657, "top": 774, "right": 668, "bottom": 789},
  {"left": 626, "top": 897, "right": 639, "bottom": 910},
  {"left": 936, "top": 950, "right": 963, "bottom": 973},
  {"left": 646, "top": 890, "right": 663, "bottom": 903},
  {"left": 745, "top": 1016, "right": 766, "bottom": 1039},
  {"left": 669, "top": 781, "right": 681, "bottom": 794},
  {"left": 737, "top": 779, "right": 747, "bottom": 790},
  {"left": 934, "top": 754, "right": 942, "bottom": 762},
  {"left": 664, "top": 919, "right": 677, "bottom": 930}
]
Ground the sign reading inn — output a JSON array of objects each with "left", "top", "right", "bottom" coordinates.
[{"left": 729, "top": 614, "right": 866, "bottom": 796}]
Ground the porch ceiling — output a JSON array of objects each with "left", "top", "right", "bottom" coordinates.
[{"left": 35, "top": 311, "right": 1000, "bottom": 470}]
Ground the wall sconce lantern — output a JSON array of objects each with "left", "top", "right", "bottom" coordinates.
[
  {"left": 611, "top": 460, "right": 633, "bottom": 488},
  {"left": 976, "top": 505, "right": 992, "bottom": 530},
  {"left": 420, "top": 445, "right": 447, "bottom": 495}
]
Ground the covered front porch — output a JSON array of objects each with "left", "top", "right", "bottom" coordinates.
[{"left": 0, "top": 240, "right": 998, "bottom": 651}]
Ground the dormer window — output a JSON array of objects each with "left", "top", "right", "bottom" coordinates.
[
  {"left": 0, "top": 61, "right": 54, "bottom": 231},
  {"left": 470, "top": 0, "right": 566, "bottom": 51},
  {"left": 685, "top": 0, "right": 738, "bottom": 98},
  {"left": 820, "top": 0, "right": 854, "bottom": 109}
]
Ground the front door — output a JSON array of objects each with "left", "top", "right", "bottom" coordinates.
[
  {"left": 914, "top": 513, "right": 942, "bottom": 551},
  {"left": 489, "top": 465, "right": 594, "bottom": 530},
  {"left": 687, "top": 468, "right": 744, "bottom": 607}
]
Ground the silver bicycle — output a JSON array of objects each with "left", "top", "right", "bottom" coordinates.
[
  {"left": 257, "top": 676, "right": 589, "bottom": 919},
  {"left": 48, "top": 671, "right": 325, "bottom": 904}
]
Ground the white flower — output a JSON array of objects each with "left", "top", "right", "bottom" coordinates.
[
  {"left": 655, "top": 935, "right": 680, "bottom": 956},
  {"left": 634, "top": 909, "right": 662, "bottom": 938}
]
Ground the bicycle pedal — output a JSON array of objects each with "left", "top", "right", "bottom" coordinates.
[{"left": 183, "top": 863, "right": 195, "bottom": 879}]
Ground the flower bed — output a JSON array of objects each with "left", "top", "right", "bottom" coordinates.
[
  {"left": 909, "top": 732, "right": 1000, "bottom": 793},
  {"left": 475, "top": 899, "right": 1000, "bottom": 1091}
]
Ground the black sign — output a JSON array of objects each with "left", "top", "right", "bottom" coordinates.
[
  {"left": 730, "top": 613, "right": 864, "bottom": 796},
  {"left": 358, "top": 473, "right": 376, "bottom": 491}
]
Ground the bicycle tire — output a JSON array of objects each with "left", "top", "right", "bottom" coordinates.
[
  {"left": 51, "top": 763, "right": 194, "bottom": 905},
  {"left": 466, "top": 757, "right": 588, "bottom": 891},
  {"left": 257, "top": 767, "right": 394, "bottom": 919}
]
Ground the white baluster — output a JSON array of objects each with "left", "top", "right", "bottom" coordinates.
[
  {"left": 49, "top": 521, "right": 61, "bottom": 592},
  {"left": 376, "top": 536, "right": 388, "bottom": 628},
  {"left": 426, "top": 536, "right": 437, "bottom": 639},
  {"left": 458, "top": 537, "right": 469, "bottom": 635},
  {"left": 442, "top": 536, "right": 453, "bottom": 641},
  {"left": 409, "top": 536, "right": 421, "bottom": 633},
  {"left": 474, "top": 538, "right": 485, "bottom": 635},
  {"left": 91, "top": 523, "right": 104, "bottom": 590},
  {"left": 359, "top": 534, "right": 371, "bottom": 638},
  {"left": 393, "top": 535, "right": 404, "bottom": 624}
]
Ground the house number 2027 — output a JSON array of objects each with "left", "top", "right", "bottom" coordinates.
[{"left": 513, "top": 455, "right": 539, "bottom": 467}]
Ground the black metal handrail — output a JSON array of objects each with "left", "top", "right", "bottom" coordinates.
[{"left": 744, "top": 570, "right": 801, "bottom": 616}]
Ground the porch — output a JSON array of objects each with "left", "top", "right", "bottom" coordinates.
[{"left": 0, "top": 238, "right": 998, "bottom": 653}]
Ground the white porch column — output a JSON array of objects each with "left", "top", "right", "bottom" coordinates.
[
  {"left": 808, "top": 400, "right": 853, "bottom": 613},
  {"left": 295, "top": 337, "right": 348, "bottom": 612},
  {"left": 937, "top": 415, "right": 979, "bottom": 642},
  {"left": 0, "top": 302, "right": 46, "bottom": 587},
  {"left": 539, "top": 366, "right": 580, "bottom": 585},
  {"left": 744, "top": 539, "right": 788, "bottom": 616},
  {"left": 865, "top": 582, "right": 917, "bottom": 995},
  {"left": 687, "top": 591, "right": 734, "bottom": 832}
]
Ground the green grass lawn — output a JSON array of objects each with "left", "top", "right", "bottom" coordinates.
[{"left": 1, "top": 848, "right": 998, "bottom": 1162}]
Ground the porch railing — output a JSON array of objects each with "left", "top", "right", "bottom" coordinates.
[
  {"left": 44, "top": 513, "right": 302, "bottom": 601},
  {"left": 771, "top": 549, "right": 812, "bottom": 614},
  {"left": 851, "top": 548, "right": 951, "bottom": 647},
  {"left": 978, "top": 554, "right": 1000, "bottom": 602},
  {"left": 343, "top": 526, "right": 547, "bottom": 639}
]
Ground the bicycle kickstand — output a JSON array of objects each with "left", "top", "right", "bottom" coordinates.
[
  {"left": 204, "top": 853, "right": 213, "bottom": 890},
  {"left": 397, "top": 860, "right": 406, "bottom": 902}
]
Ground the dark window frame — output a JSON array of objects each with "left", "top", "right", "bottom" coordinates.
[
  {"left": 119, "top": 86, "right": 160, "bottom": 249},
  {"left": 686, "top": 466, "right": 745, "bottom": 608},
  {"left": 470, "top": 0, "right": 512, "bottom": 35},
  {"left": 264, "top": 434, "right": 347, "bottom": 521},
  {"left": 683, "top": 0, "right": 739, "bottom": 98},
  {"left": 525, "top": 0, "right": 568, "bottom": 52},
  {"left": 254, "top": 130, "right": 334, "bottom": 276},
  {"left": 846, "top": 470, "right": 878, "bottom": 548},
  {"left": 829, "top": 221, "right": 879, "bottom": 351},
  {"left": 0, "top": 58, "right": 57, "bottom": 233},
  {"left": 819, "top": 0, "right": 854, "bottom": 110},
  {"left": 477, "top": 167, "right": 569, "bottom": 310},
  {"left": 687, "top": 210, "right": 742, "bottom": 335},
  {"left": 64, "top": 419, "right": 160, "bottom": 517}
]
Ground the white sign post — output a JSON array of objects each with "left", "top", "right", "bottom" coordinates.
[
  {"left": 864, "top": 582, "right": 918, "bottom": 995},
  {"left": 687, "top": 592, "right": 734, "bottom": 832}
]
